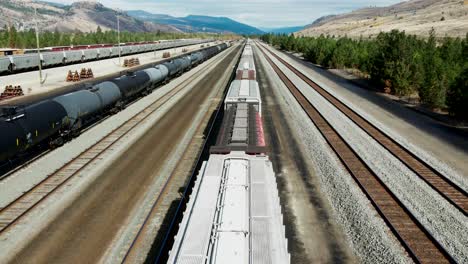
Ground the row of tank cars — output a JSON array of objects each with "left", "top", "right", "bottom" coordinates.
[
  {"left": 0, "top": 39, "right": 210, "bottom": 74},
  {"left": 167, "top": 40, "right": 290, "bottom": 264},
  {"left": 0, "top": 43, "right": 229, "bottom": 165}
]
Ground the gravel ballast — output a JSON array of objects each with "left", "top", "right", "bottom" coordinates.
[
  {"left": 254, "top": 44, "right": 412, "bottom": 264},
  {"left": 264, "top": 44, "right": 468, "bottom": 262},
  {"left": 263, "top": 43, "right": 468, "bottom": 191}
]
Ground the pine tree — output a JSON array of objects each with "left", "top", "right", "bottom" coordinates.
[
  {"left": 8, "top": 25, "right": 17, "bottom": 48},
  {"left": 419, "top": 29, "right": 446, "bottom": 109}
]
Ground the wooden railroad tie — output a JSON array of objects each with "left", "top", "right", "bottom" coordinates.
[
  {"left": 86, "top": 68, "right": 94, "bottom": 78},
  {"left": 1, "top": 85, "right": 24, "bottom": 100},
  {"left": 66, "top": 70, "right": 74, "bottom": 82},
  {"left": 123, "top": 58, "right": 140, "bottom": 67},
  {"left": 73, "top": 70, "right": 80, "bottom": 82},
  {"left": 67, "top": 68, "right": 93, "bottom": 81}
]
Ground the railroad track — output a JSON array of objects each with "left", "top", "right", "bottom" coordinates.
[
  {"left": 0, "top": 114, "right": 114, "bottom": 181},
  {"left": 257, "top": 43, "right": 455, "bottom": 263},
  {"left": 0, "top": 49, "right": 230, "bottom": 236},
  {"left": 119, "top": 45, "right": 241, "bottom": 264},
  {"left": 258, "top": 42, "right": 468, "bottom": 216}
]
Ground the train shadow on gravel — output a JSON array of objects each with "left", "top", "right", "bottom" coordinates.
[{"left": 143, "top": 199, "right": 181, "bottom": 264}]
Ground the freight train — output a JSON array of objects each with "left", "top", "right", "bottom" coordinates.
[
  {"left": 0, "top": 43, "right": 229, "bottom": 164},
  {"left": 167, "top": 40, "right": 290, "bottom": 263},
  {"left": 0, "top": 39, "right": 210, "bottom": 74}
]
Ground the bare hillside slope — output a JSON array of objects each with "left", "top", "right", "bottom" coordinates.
[
  {"left": 297, "top": 0, "right": 468, "bottom": 38},
  {"left": 0, "top": 0, "right": 180, "bottom": 33}
]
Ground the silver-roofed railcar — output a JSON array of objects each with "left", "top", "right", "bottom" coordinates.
[
  {"left": 168, "top": 152, "right": 290, "bottom": 264},
  {"left": 225, "top": 79, "right": 261, "bottom": 114}
]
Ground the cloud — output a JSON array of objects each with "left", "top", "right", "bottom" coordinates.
[{"left": 48, "top": 0, "right": 404, "bottom": 27}]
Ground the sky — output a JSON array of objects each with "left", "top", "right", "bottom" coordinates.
[{"left": 49, "top": 0, "right": 404, "bottom": 28}]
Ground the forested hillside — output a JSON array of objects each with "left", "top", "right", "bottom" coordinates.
[{"left": 262, "top": 30, "right": 468, "bottom": 120}]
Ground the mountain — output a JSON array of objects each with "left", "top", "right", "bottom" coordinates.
[
  {"left": 260, "top": 26, "right": 305, "bottom": 34},
  {"left": 0, "top": 0, "right": 180, "bottom": 33},
  {"left": 127, "top": 10, "right": 264, "bottom": 35},
  {"left": 297, "top": 0, "right": 468, "bottom": 38}
]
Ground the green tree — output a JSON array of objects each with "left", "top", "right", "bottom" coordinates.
[
  {"left": 419, "top": 29, "right": 446, "bottom": 108},
  {"left": 447, "top": 66, "right": 468, "bottom": 120},
  {"left": 8, "top": 25, "right": 17, "bottom": 48}
]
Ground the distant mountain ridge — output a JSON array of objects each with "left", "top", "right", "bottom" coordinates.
[
  {"left": 0, "top": 0, "right": 180, "bottom": 33},
  {"left": 0, "top": 1, "right": 264, "bottom": 35},
  {"left": 260, "top": 26, "right": 305, "bottom": 34},
  {"left": 127, "top": 10, "right": 264, "bottom": 35}
]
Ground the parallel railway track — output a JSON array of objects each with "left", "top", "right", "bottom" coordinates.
[
  {"left": 257, "top": 43, "right": 455, "bottom": 263},
  {"left": 120, "top": 45, "right": 241, "bottom": 264},
  {"left": 259, "top": 43, "right": 468, "bottom": 216},
  {"left": 0, "top": 50, "right": 228, "bottom": 236}
]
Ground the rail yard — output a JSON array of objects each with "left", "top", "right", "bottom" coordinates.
[{"left": 0, "top": 36, "right": 467, "bottom": 264}]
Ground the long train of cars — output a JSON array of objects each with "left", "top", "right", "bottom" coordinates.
[
  {"left": 0, "top": 39, "right": 210, "bottom": 74},
  {"left": 167, "top": 40, "right": 290, "bottom": 263},
  {"left": 0, "top": 43, "right": 229, "bottom": 164}
]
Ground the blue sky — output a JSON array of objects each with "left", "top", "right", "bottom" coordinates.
[{"left": 50, "top": 0, "right": 404, "bottom": 28}]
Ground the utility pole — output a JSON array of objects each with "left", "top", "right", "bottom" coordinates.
[
  {"left": 34, "top": 8, "right": 46, "bottom": 85},
  {"left": 117, "top": 15, "right": 121, "bottom": 66}
]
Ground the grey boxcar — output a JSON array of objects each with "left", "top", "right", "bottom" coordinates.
[
  {"left": 83, "top": 49, "right": 99, "bottom": 61},
  {"left": 98, "top": 48, "right": 112, "bottom": 59},
  {"left": 0, "top": 57, "right": 12, "bottom": 73},
  {"left": 42, "top": 52, "right": 64, "bottom": 66},
  {"left": 13, "top": 54, "right": 40, "bottom": 70},
  {"left": 121, "top": 46, "right": 133, "bottom": 55},
  {"left": 65, "top": 50, "right": 84, "bottom": 63}
]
